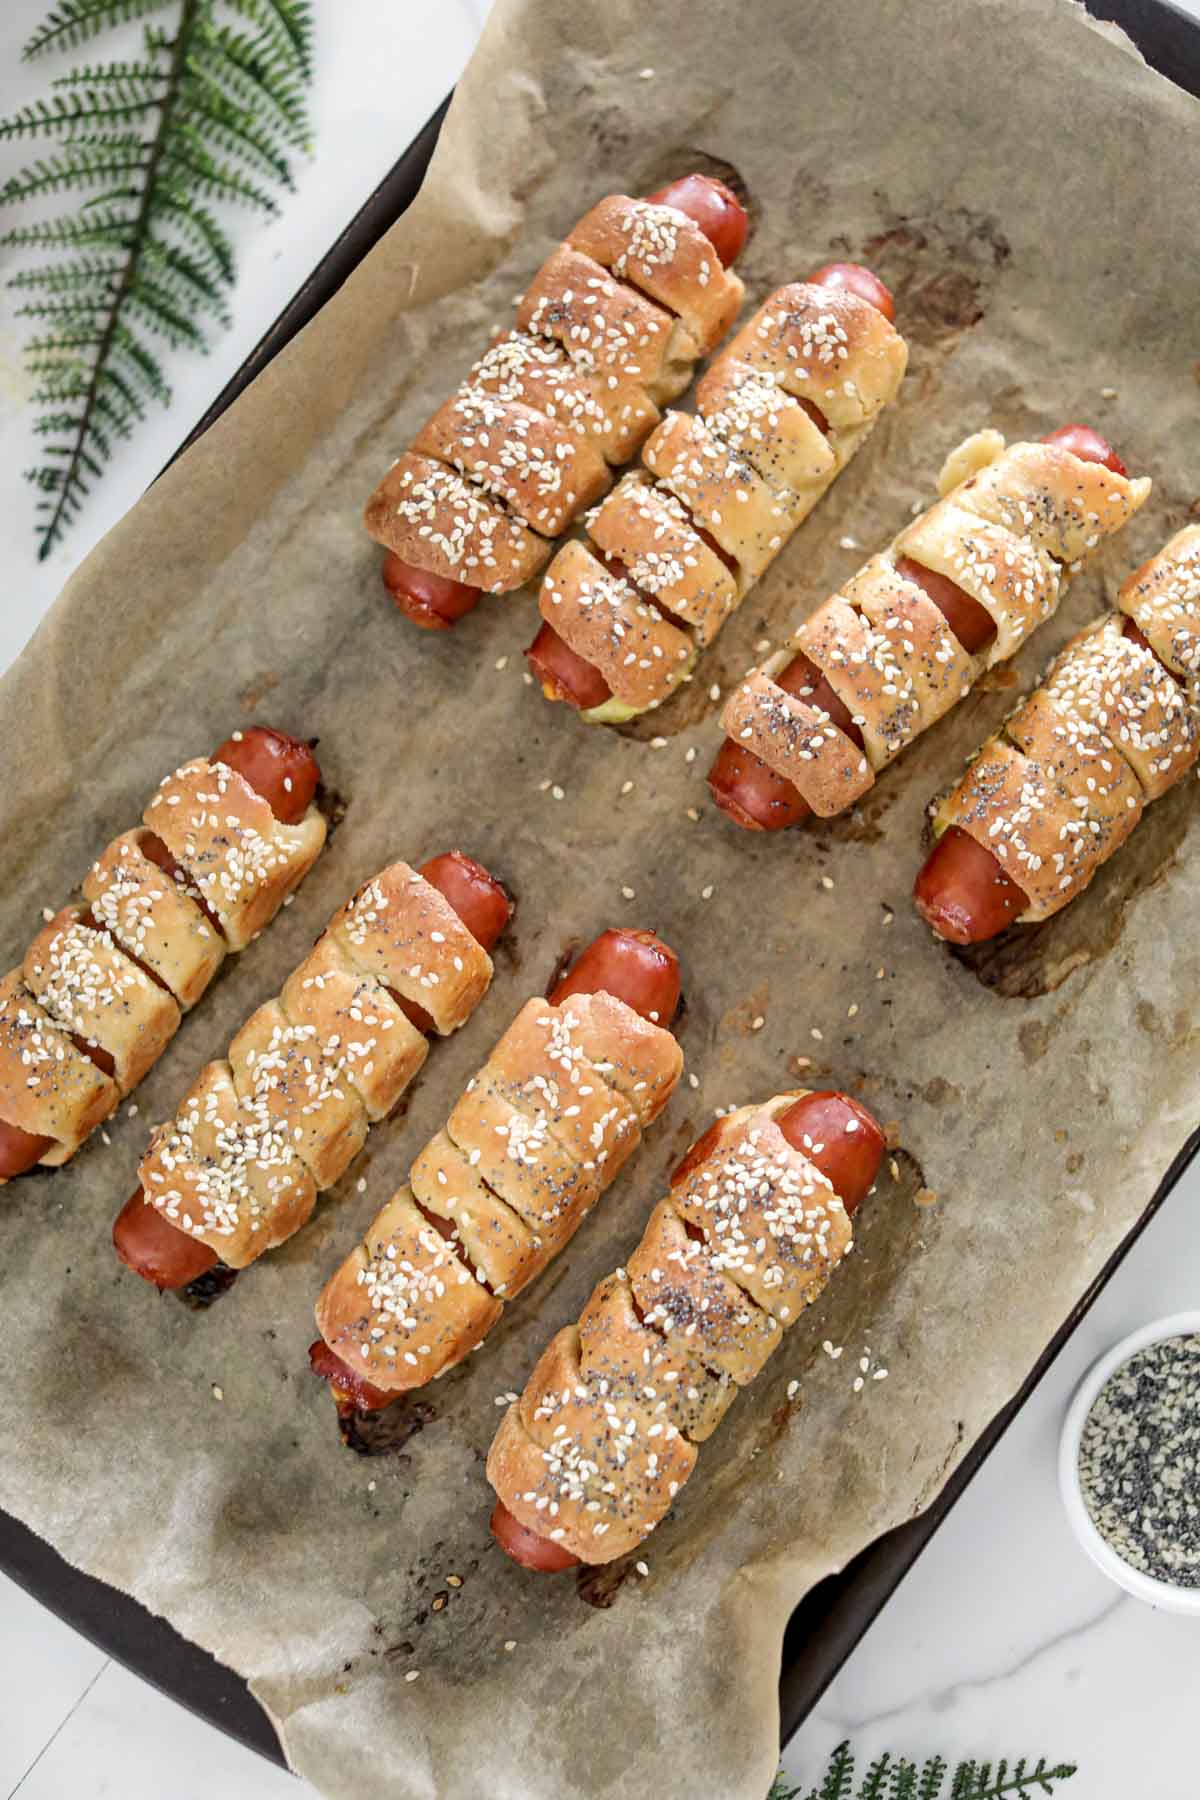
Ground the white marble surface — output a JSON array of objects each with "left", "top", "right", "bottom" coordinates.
[{"left": 2, "top": 1, "right": 1199, "bottom": 1796}]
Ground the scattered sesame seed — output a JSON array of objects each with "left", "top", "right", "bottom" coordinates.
[
  {"left": 405, "top": 1669, "right": 420, "bottom": 1683},
  {"left": 357, "top": 1177, "right": 367, "bottom": 1193},
  {"left": 650, "top": 736, "right": 668, "bottom": 749},
  {"left": 495, "top": 655, "right": 508, "bottom": 671},
  {"left": 847, "top": 1003, "right": 859, "bottom": 1019},
  {"left": 621, "top": 885, "right": 636, "bottom": 900},
  {"left": 620, "top": 780, "right": 634, "bottom": 795},
  {"left": 853, "top": 1376, "right": 865, "bottom": 1392},
  {"left": 635, "top": 1560, "right": 649, "bottom": 1577},
  {"left": 820, "top": 875, "right": 834, "bottom": 890},
  {"left": 212, "top": 1384, "right": 224, "bottom": 1401},
  {"left": 446, "top": 1574, "right": 463, "bottom": 1588},
  {"left": 504, "top": 1638, "right": 517, "bottom": 1651},
  {"left": 685, "top": 807, "right": 700, "bottom": 822},
  {"left": 810, "top": 1027, "right": 823, "bottom": 1041},
  {"left": 639, "top": 66, "right": 655, "bottom": 77},
  {"left": 1100, "top": 386, "right": 1118, "bottom": 400},
  {"left": 551, "top": 785, "right": 565, "bottom": 801},
  {"left": 787, "top": 1379, "right": 800, "bottom": 1399},
  {"left": 709, "top": 684, "right": 721, "bottom": 702},
  {"left": 751, "top": 1015, "right": 765, "bottom": 1031},
  {"left": 838, "top": 535, "right": 859, "bottom": 551},
  {"left": 688, "top": 1073, "right": 699, "bottom": 1089},
  {"left": 700, "top": 884, "right": 714, "bottom": 900}
]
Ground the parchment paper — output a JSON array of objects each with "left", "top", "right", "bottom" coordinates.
[{"left": 2, "top": 2, "right": 1199, "bottom": 1795}]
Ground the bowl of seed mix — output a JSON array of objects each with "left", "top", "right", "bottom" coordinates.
[{"left": 1059, "top": 1312, "right": 1200, "bottom": 1615}]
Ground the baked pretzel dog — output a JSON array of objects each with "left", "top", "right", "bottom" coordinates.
[
  {"left": 527, "top": 263, "right": 908, "bottom": 723},
  {"left": 710, "top": 425, "right": 1151, "bottom": 828},
  {"left": 310, "top": 927, "right": 683, "bottom": 1426},
  {"left": 366, "top": 176, "right": 748, "bottom": 631},
  {"left": 486, "top": 1085, "right": 885, "bottom": 1570},
  {"left": 914, "top": 524, "right": 1200, "bottom": 942},
  {"left": 112, "top": 853, "right": 510, "bottom": 1295},
  {"left": 0, "top": 727, "right": 325, "bottom": 1186}
]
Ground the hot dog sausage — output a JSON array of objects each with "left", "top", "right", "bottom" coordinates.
[
  {"left": 707, "top": 651, "right": 862, "bottom": 831},
  {"left": 526, "top": 622, "right": 614, "bottom": 711},
  {"left": 211, "top": 725, "right": 321, "bottom": 825},
  {"left": 382, "top": 552, "right": 484, "bottom": 632},
  {"left": 307, "top": 1337, "right": 406, "bottom": 1414},
  {"left": 807, "top": 261, "right": 896, "bottom": 323},
  {"left": 113, "top": 1188, "right": 220, "bottom": 1289},
  {"left": 1041, "top": 424, "right": 1127, "bottom": 476},
  {"left": 549, "top": 926, "right": 680, "bottom": 1026},
  {"left": 644, "top": 174, "right": 749, "bottom": 267},
  {"left": 490, "top": 1499, "right": 582, "bottom": 1572},
  {"left": 117, "top": 850, "right": 509, "bottom": 1291},
  {"left": 894, "top": 554, "right": 997, "bottom": 656},
  {"left": 775, "top": 1089, "right": 885, "bottom": 1214},
  {"left": 912, "top": 823, "right": 1031, "bottom": 944},
  {"left": 0, "top": 1118, "right": 55, "bottom": 1180}
]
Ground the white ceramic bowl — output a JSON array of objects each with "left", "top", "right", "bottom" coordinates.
[{"left": 1059, "top": 1310, "right": 1200, "bottom": 1615}]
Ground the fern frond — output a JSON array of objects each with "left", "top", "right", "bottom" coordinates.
[
  {"left": 1, "top": 145, "right": 151, "bottom": 202},
  {"left": 859, "top": 1755, "right": 894, "bottom": 1800},
  {"left": 7, "top": 256, "right": 125, "bottom": 293},
  {"left": 7, "top": 0, "right": 312, "bottom": 556},
  {"left": 2, "top": 208, "right": 136, "bottom": 252},
  {"left": 223, "top": 0, "right": 313, "bottom": 76},
  {"left": 24, "top": 0, "right": 175, "bottom": 60},
  {"left": 887, "top": 1762, "right": 919, "bottom": 1800},
  {"left": 0, "top": 84, "right": 164, "bottom": 140},
  {"left": 142, "top": 233, "right": 232, "bottom": 318},
  {"left": 176, "top": 79, "right": 294, "bottom": 184},
  {"left": 917, "top": 1756, "right": 949, "bottom": 1800},
  {"left": 160, "top": 128, "right": 279, "bottom": 210},
  {"left": 186, "top": 19, "right": 309, "bottom": 146},
  {"left": 155, "top": 188, "right": 236, "bottom": 282}
]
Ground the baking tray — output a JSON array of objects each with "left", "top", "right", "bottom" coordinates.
[{"left": 3, "top": 0, "right": 1198, "bottom": 1771}]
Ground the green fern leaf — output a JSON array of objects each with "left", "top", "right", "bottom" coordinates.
[
  {"left": 4, "top": 0, "right": 312, "bottom": 556},
  {"left": 24, "top": 0, "right": 176, "bottom": 60},
  {"left": 859, "top": 1755, "right": 894, "bottom": 1800},
  {"left": 768, "top": 1777, "right": 802, "bottom": 1800},
  {"left": 917, "top": 1755, "right": 948, "bottom": 1800},
  {"left": 888, "top": 1761, "right": 919, "bottom": 1800},
  {"left": 224, "top": 0, "right": 313, "bottom": 76}
]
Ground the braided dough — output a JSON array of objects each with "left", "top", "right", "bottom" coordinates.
[
  {"left": 314, "top": 990, "right": 682, "bottom": 1395},
  {"left": 722, "top": 429, "right": 1151, "bottom": 816},
  {"left": 487, "top": 1091, "right": 853, "bottom": 1563},
  {"left": 538, "top": 280, "right": 908, "bottom": 718},
  {"left": 364, "top": 193, "right": 744, "bottom": 592},
  {"left": 933, "top": 525, "right": 1200, "bottom": 921},
  {"left": 0, "top": 747, "right": 325, "bottom": 1182},
  {"left": 139, "top": 863, "right": 492, "bottom": 1269}
]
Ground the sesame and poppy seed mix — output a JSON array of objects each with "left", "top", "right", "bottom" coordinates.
[{"left": 1079, "top": 1333, "right": 1200, "bottom": 1588}]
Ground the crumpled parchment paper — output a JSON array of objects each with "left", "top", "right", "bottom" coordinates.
[{"left": 1, "top": 2, "right": 1199, "bottom": 1796}]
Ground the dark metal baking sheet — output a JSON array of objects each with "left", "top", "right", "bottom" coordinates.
[{"left": 3, "top": 0, "right": 1198, "bottom": 1772}]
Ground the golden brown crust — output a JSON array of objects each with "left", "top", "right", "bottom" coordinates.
[
  {"left": 327, "top": 862, "right": 492, "bottom": 1037},
  {"left": 465, "top": 331, "right": 659, "bottom": 467},
  {"left": 314, "top": 1188, "right": 501, "bottom": 1393},
  {"left": 487, "top": 1090, "right": 860, "bottom": 1563},
  {"left": 23, "top": 906, "right": 179, "bottom": 1095},
  {"left": 0, "top": 969, "right": 118, "bottom": 1169},
  {"left": 486, "top": 1325, "right": 696, "bottom": 1563},
  {"left": 721, "top": 432, "right": 1150, "bottom": 810},
  {"left": 1117, "top": 522, "right": 1200, "bottom": 683},
  {"left": 935, "top": 691, "right": 1143, "bottom": 921},
  {"left": 538, "top": 538, "right": 695, "bottom": 711},
  {"left": 586, "top": 472, "right": 738, "bottom": 648},
  {"left": 136, "top": 859, "right": 494, "bottom": 1266},
  {"left": 227, "top": 999, "right": 369, "bottom": 1193},
  {"left": 566, "top": 195, "right": 743, "bottom": 354},
  {"left": 316, "top": 988, "right": 682, "bottom": 1390},
  {"left": 641, "top": 409, "right": 790, "bottom": 582},
  {"left": 836, "top": 556, "right": 977, "bottom": 757},
  {"left": 723, "top": 669, "right": 873, "bottom": 817},
  {"left": 139, "top": 1060, "right": 316, "bottom": 1268},
  {"left": 577, "top": 1271, "right": 736, "bottom": 1444},
  {"left": 83, "top": 829, "right": 225, "bottom": 1010},
  {"left": 693, "top": 358, "right": 837, "bottom": 498},
  {"left": 955, "top": 440, "right": 1151, "bottom": 564},
  {"left": 897, "top": 498, "right": 1060, "bottom": 663},
  {"left": 279, "top": 933, "right": 428, "bottom": 1123},
  {"left": 143, "top": 755, "right": 325, "bottom": 953},
  {"left": 411, "top": 389, "right": 610, "bottom": 539},
  {"left": 517, "top": 245, "right": 701, "bottom": 406},
  {"left": 363, "top": 451, "right": 550, "bottom": 592},
  {"left": 410, "top": 1127, "right": 542, "bottom": 1298},
  {"left": 719, "top": 281, "right": 908, "bottom": 432},
  {"left": 1041, "top": 614, "right": 1199, "bottom": 801}
]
